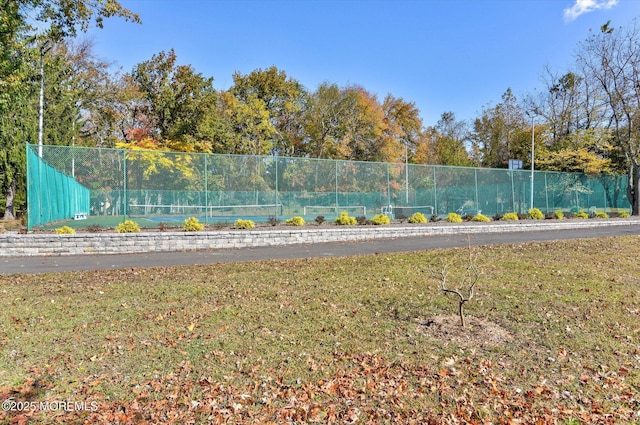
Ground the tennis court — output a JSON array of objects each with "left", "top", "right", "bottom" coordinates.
[{"left": 27, "top": 143, "right": 631, "bottom": 230}]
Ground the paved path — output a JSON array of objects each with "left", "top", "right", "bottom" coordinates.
[{"left": 2, "top": 224, "right": 640, "bottom": 275}]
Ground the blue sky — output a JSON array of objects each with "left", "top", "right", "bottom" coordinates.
[{"left": 86, "top": 0, "right": 640, "bottom": 127}]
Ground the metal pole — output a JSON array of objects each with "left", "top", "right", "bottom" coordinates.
[
  {"left": 530, "top": 115, "right": 535, "bottom": 210},
  {"left": 387, "top": 163, "right": 391, "bottom": 209},
  {"left": 71, "top": 121, "right": 75, "bottom": 178},
  {"left": 123, "top": 149, "right": 127, "bottom": 222},
  {"left": 474, "top": 168, "right": 479, "bottom": 213},
  {"left": 335, "top": 160, "right": 338, "bottom": 210},
  {"left": 405, "top": 143, "right": 409, "bottom": 204},
  {"left": 38, "top": 40, "right": 51, "bottom": 158},
  {"left": 204, "top": 154, "right": 208, "bottom": 224},
  {"left": 433, "top": 166, "right": 437, "bottom": 216},
  {"left": 274, "top": 154, "right": 278, "bottom": 220}
]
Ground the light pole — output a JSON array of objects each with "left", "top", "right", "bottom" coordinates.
[
  {"left": 38, "top": 40, "right": 52, "bottom": 158},
  {"left": 526, "top": 111, "right": 535, "bottom": 210}
]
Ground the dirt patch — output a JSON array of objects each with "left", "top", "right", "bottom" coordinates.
[{"left": 416, "top": 315, "right": 513, "bottom": 348}]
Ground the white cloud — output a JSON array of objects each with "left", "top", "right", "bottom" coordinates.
[{"left": 563, "top": 0, "right": 618, "bottom": 22}]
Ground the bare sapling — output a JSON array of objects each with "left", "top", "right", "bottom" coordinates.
[{"left": 430, "top": 240, "right": 479, "bottom": 327}]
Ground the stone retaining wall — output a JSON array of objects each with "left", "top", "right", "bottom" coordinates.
[{"left": 1, "top": 219, "right": 638, "bottom": 257}]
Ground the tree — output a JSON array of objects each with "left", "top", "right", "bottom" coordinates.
[
  {"left": 576, "top": 20, "right": 640, "bottom": 215},
  {"left": 429, "top": 112, "right": 473, "bottom": 166},
  {"left": 339, "top": 86, "right": 397, "bottom": 162},
  {"left": 230, "top": 66, "right": 305, "bottom": 156},
  {"left": 382, "top": 95, "right": 424, "bottom": 163},
  {"left": 300, "top": 82, "right": 351, "bottom": 159},
  {"left": 129, "top": 49, "right": 217, "bottom": 152},
  {"left": 471, "top": 89, "right": 524, "bottom": 168},
  {"left": 218, "top": 90, "right": 275, "bottom": 155},
  {"left": 429, "top": 240, "right": 479, "bottom": 328},
  {"left": 0, "top": 0, "right": 139, "bottom": 219}
]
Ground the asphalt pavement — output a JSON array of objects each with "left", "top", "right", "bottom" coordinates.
[{"left": 2, "top": 224, "right": 640, "bottom": 275}]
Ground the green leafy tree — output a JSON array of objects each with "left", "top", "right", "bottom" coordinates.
[
  {"left": 218, "top": 89, "right": 275, "bottom": 155},
  {"left": 301, "top": 82, "right": 351, "bottom": 159},
  {"left": 0, "top": 0, "right": 139, "bottom": 219},
  {"left": 230, "top": 66, "right": 305, "bottom": 156},
  {"left": 430, "top": 112, "right": 472, "bottom": 166},
  {"left": 129, "top": 49, "right": 217, "bottom": 151},
  {"left": 471, "top": 89, "right": 523, "bottom": 168}
]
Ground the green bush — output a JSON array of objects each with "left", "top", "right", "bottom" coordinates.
[
  {"left": 472, "top": 213, "right": 491, "bottom": 222},
  {"left": 285, "top": 216, "right": 305, "bottom": 226},
  {"left": 116, "top": 220, "right": 140, "bottom": 233},
  {"left": 408, "top": 212, "right": 427, "bottom": 224},
  {"left": 371, "top": 214, "right": 390, "bottom": 225},
  {"left": 594, "top": 211, "right": 609, "bottom": 219},
  {"left": 234, "top": 219, "right": 255, "bottom": 229},
  {"left": 618, "top": 210, "right": 630, "bottom": 218},
  {"left": 574, "top": 210, "right": 589, "bottom": 219},
  {"left": 554, "top": 210, "right": 564, "bottom": 220},
  {"left": 183, "top": 217, "right": 205, "bottom": 232},
  {"left": 335, "top": 211, "right": 357, "bottom": 225},
  {"left": 446, "top": 212, "right": 463, "bottom": 223},
  {"left": 527, "top": 208, "right": 544, "bottom": 220},
  {"left": 55, "top": 226, "right": 76, "bottom": 234},
  {"left": 502, "top": 212, "right": 519, "bottom": 221}
]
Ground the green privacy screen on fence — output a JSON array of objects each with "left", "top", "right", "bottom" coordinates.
[
  {"left": 26, "top": 143, "right": 630, "bottom": 230},
  {"left": 27, "top": 145, "right": 91, "bottom": 229}
]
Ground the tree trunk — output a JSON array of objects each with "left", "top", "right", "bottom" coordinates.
[
  {"left": 459, "top": 301, "right": 466, "bottom": 328},
  {"left": 3, "top": 180, "right": 16, "bottom": 220}
]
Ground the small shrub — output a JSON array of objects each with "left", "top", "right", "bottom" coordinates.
[
  {"left": 183, "top": 217, "right": 205, "bottom": 232},
  {"left": 234, "top": 219, "right": 255, "bottom": 229},
  {"left": 371, "top": 214, "right": 390, "bottom": 225},
  {"left": 493, "top": 213, "right": 503, "bottom": 221},
  {"left": 502, "top": 212, "right": 519, "bottom": 221},
  {"left": 472, "top": 213, "right": 491, "bottom": 222},
  {"left": 285, "top": 216, "right": 305, "bottom": 226},
  {"left": 55, "top": 226, "right": 76, "bottom": 234},
  {"left": 267, "top": 216, "right": 280, "bottom": 226},
  {"left": 517, "top": 213, "right": 528, "bottom": 220},
  {"left": 335, "top": 211, "right": 357, "bottom": 225},
  {"left": 594, "top": 211, "right": 609, "bottom": 219},
  {"left": 618, "top": 210, "right": 630, "bottom": 218},
  {"left": 396, "top": 214, "right": 408, "bottom": 223},
  {"left": 86, "top": 224, "right": 103, "bottom": 233},
  {"left": 554, "top": 210, "right": 564, "bottom": 220},
  {"left": 356, "top": 215, "right": 369, "bottom": 225},
  {"left": 527, "top": 208, "right": 544, "bottom": 220},
  {"left": 446, "top": 212, "right": 463, "bottom": 223},
  {"left": 408, "top": 212, "right": 427, "bottom": 224},
  {"left": 574, "top": 210, "right": 589, "bottom": 219},
  {"left": 429, "top": 214, "right": 440, "bottom": 222},
  {"left": 158, "top": 222, "right": 168, "bottom": 232},
  {"left": 116, "top": 220, "right": 140, "bottom": 233},
  {"left": 315, "top": 215, "right": 325, "bottom": 225},
  {"left": 462, "top": 213, "right": 474, "bottom": 221}
]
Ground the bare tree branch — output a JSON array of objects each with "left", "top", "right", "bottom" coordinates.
[{"left": 429, "top": 236, "right": 480, "bottom": 327}]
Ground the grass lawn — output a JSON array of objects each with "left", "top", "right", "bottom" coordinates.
[{"left": 1, "top": 236, "right": 640, "bottom": 423}]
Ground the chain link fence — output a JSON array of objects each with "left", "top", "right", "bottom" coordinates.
[{"left": 26, "top": 143, "right": 630, "bottom": 230}]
